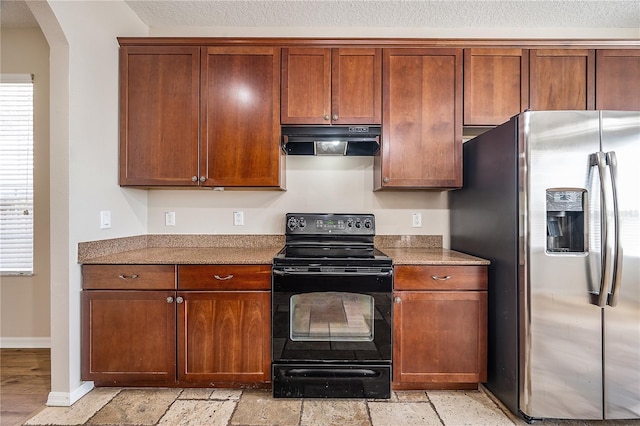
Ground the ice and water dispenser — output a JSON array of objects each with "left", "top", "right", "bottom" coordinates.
[{"left": 546, "top": 189, "right": 586, "bottom": 253}]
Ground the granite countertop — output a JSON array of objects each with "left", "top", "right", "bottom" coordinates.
[
  {"left": 78, "top": 234, "right": 489, "bottom": 266},
  {"left": 78, "top": 234, "right": 284, "bottom": 265},
  {"left": 378, "top": 247, "right": 489, "bottom": 266}
]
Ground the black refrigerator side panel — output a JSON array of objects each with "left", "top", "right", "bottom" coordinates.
[{"left": 450, "top": 117, "right": 520, "bottom": 415}]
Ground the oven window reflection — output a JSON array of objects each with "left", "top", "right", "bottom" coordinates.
[{"left": 290, "top": 292, "right": 374, "bottom": 342}]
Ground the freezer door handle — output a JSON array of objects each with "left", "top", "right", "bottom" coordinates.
[
  {"left": 606, "top": 151, "right": 622, "bottom": 307},
  {"left": 589, "top": 151, "right": 611, "bottom": 307}
]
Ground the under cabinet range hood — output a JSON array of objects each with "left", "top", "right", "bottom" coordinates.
[{"left": 281, "top": 125, "right": 381, "bottom": 156}]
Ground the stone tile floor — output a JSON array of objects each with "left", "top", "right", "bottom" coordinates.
[{"left": 22, "top": 386, "right": 640, "bottom": 426}]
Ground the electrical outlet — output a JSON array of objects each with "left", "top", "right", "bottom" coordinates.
[
  {"left": 412, "top": 212, "right": 422, "bottom": 228},
  {"left": 233, "top": 211, "right": 244, "bottom": 226},
  {"left": 100, "top": 210, "right": 111, "bottom": 229},
  {"left": 165, "top": 211, "right": 176, "bottom": 226}
]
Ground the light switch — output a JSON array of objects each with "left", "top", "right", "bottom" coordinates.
[
  {"left": 165, "top": 211, "right": 176, "bottom": 226},
  {"left": 100, "top": 210, "right": 111, "bottom": 229},
  {"left": 233, "top": 211, "right": 244, "bottom": 226},
  {"left": 412, "top": 212, "right": 422, "bottom": 228}
]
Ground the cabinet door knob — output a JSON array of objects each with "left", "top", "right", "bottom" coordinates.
[
  {"left": 166, "top": 296, "right": 174, "bottom": 304},
  {"left": 214, "top": 274, "right": 234, "bottom": 281},
  {"left": 431, "top": 275, "right": 452, "bottom": 281},
  {"left": 332, "top": 114, "right": 339, "bottom": 121},
  {"left": 199, "top": 176, "right": 206, "bottom": 183},
  {"left": 176, "top": 296, "right": 184, "bottom": 304},
  {"left": 323, "top": 114, "right": 330, "bottom": 121},
  {"left": 191, "top": 176, "right": 198, "bottom": 182},
  {"left": 394, "top": 297, "right": 402, "bottom": 304},
  {"left": 383, "top": 177, "right": 390, "bottom": 184},
  {"left": 118, "top": 274, "right": 139, "bottom": 280}
]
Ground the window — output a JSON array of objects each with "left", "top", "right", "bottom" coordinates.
[{"left": 0, "top": 74, "right": 34, "bottom": 275}]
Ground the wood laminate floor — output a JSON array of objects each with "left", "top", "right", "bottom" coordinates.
[{"left": 0, "top": 349, "right": 50, "bottom": 426}]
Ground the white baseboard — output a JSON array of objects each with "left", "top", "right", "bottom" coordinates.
[
  {"left": 47, "top": 381, "right": 94, "bottom": 407},
  {"left": 0, "top": 336, "right": 51, "bottom": 348}
]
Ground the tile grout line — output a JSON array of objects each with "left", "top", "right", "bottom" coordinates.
[
  {"left": 364, "top": 398, "right": 374, "bottom": 426},
  {"left": 425, "top": 391, "right": 447, "bottom": 426},
  {"left": 82, "top": 388, "right": 123, "bottom": 426},
  {"left": 153, "top": 388, "right": 185, "bottom": 425}
]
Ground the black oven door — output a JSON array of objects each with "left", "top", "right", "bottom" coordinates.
[{"left": 271, "top": 266, "right": 392, "bottom": 398}]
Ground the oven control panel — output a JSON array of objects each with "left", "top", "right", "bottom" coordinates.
[{"left": 286, "top": 213, "right": 375, "bottom": 235}]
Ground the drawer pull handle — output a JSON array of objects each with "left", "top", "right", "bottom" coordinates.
[
  {"left": 166, "top": 296, "right": 174, "bottom": 304},
  {"left": 214, "top": 274, "right": 234, "bottom": 281},
  {"left": 118, "top": 274, "right": 139, "bottom": 280},
  {"left": 431, "top": 275, "right": 451, "bottom": 281}
]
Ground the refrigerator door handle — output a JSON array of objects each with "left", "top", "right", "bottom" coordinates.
[
  {"left": 589, "top": 151, "right": 611, "bottom": 307},
  {"left": 606, "top": 151, "right": 622, "bottom": 307}
]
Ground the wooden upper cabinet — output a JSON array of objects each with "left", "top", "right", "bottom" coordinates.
[
  {"left": 201, "top": 47, "right": 284, "bottom": 188},
  {"left": 378, "top": 48, "right": 462, "bottom": 189},
  {"left": 529, "top": 49, "right": 595, "bottom": 110},
  {"left": 281, "top": 47, "right": 381, "bottom": 125},
  {"left": 596, "top": 49, "right": 640, "bottom": 110},
  {"left": 119, "top": 46, "right": 200, "bottom": 186},
  {"left": 463, "top": 48, "right": 529, "bottom": 126},
  {"left": 331, "top": 48, "right": 382, "bottom": 124}
]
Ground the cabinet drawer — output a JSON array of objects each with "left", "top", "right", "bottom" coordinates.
[
  {"left": 178, "top": 265, "right": 271, "bottom": 290},
  {"left": 82, "top": 265, "right": 176, "bottom": 290},
  {"left": 394, "top": 265, "right": 487, "bottom": 291}
]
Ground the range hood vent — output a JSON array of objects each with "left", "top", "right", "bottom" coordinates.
[{"left": 281, "top": 126, "right": 381, "bottom": 156}]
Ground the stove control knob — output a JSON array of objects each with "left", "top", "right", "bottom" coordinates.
[
  {"left": 299, "top": 217, "right": 306, "bottom": 229},
  {"left": 364, "top": 219, "right": 372, "bottom": 229},
  {"left": 354, "top": 220, "right": 362, "bottom": 229},
  {"left": 287, "top": 217, "right": 299, "bottom": 231},
  {"left": 346, "top": 219, "right": 354, "bottom": 228}
]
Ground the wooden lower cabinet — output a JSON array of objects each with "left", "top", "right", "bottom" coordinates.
[
  {"left": 392, "top": 265, "right": 488, "bottom": 389},
  {"left": 81, "top": 264, "right": 271, "bottom": 387},
  {"left": 82, "top": 290, "right": 177, "bottom": 384},
  {"left": 177, "top": 291, "right": 271, "bottom": 384}
]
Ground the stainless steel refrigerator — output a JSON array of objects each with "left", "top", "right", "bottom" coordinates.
[{"left": 450, "top": 110, "right": 640, "bottom": 421}]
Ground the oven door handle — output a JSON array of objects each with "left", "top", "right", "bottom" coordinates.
[{"left": 272, "top": 269, "right": 392, "bottom": 277}]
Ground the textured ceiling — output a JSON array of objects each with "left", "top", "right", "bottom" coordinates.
[{"left": 2, "top": 0, "right": 640, "bottom": 29}]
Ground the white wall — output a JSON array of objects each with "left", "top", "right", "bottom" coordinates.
[
  {"left": 148, "top": 157, "right": 449, "bottom": 240},
  {"left": 0, "top": 27, "right": 51, "bottom": 347},
  {"left": 27, "top": 0, "right": 148, "bottom": 405}
]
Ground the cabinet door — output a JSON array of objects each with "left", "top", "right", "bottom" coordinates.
[
  {"left": 464, "top": 48, "right": 529, "bottom": 126},
  {"left": 281, "top": 47, "right": 382, "bottom": 125},
  {"left": 530, "top": 49, "right": 595, "bottom": 110},
  {"left": 331, "top": 48, "right": 382, "bottom": 124},
  {"left": 177, "top": 291, "right": 271, "bottom": 383},
  {"left": 82, "top": 290, "right": 176, "bottom": 384},
  {"left": 201, "top": 47, "right": 283, "bottom": 188},
  {"left": 393, "top": 291, "right": 487, "bottom": 386},
  {"left": 281, "top": 48, "right": 331, "bottom": 124},
  {"left": 119, "top": 46, "right": 200, "bottom": 186},
  {"left": 378, "top": 48, "right": 462, "bottom": 189},
  {"left": 596, "top": 49, "right": 640, "bottom": 110}
]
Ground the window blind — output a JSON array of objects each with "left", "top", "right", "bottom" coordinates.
[{"left": 0, "top": 74, "right": 34, "bottom": 274}]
